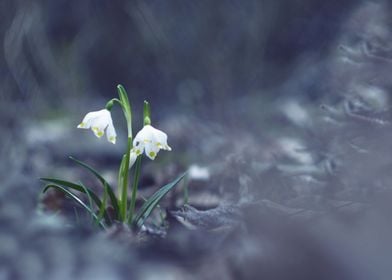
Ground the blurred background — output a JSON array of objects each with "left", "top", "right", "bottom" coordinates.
[{"left": 2, "top": 0, "right": 392, "bottom": 279}]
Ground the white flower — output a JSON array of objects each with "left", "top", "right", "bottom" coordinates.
[
  {"left": 129, "top": 125, "right": 171, "bottom": 166},
  {"left": 77, "top": 109, "right": 117, "bottom": 144}
]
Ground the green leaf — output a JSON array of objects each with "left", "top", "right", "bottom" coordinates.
[
  {"left": 43, "top": 184, "right": 106, "bottom": 229},
  {"left": 80, "top": 182, "right": 95, "bottom": 223},
  {"left": 117, "top": 84, "right": 132, "bottom": 137},
  {"left": 41, "top": 178, "right": 102, "bottom": 207},
  {"left": 133, "top": 172, "right": 187, "bottom": 228},
  {"left": 117, "top": 154, "right": 127, "bottom": 192},
  {"left": 68, "top": 156, "right": 120, "bottom": 219},
  {"left": 97, "top": 185, "right": 108, "bottom": 223},
  {"left": 40, "top": 177, "right": 112, "bottom": 225},
  {"left": 118, "top": 153, "right": 130, "bottom": 221}
]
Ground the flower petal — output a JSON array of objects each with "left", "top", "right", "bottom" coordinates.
[
  {"left": 106, "top": 121, "right": 117, "bottom": 144},
  {"left": 134, "top": 125, "right": 154, "bottom": 144},
  {"left": 77, "top": 122, "right": 87, "bottom": 129},
  {"left": 163, "top": 144, "right": 172, "bottom": 151},
  {"left": 129, "top": 149, "right": 138, "bottom": 167},
  {"left": 144, "top": 141, "right": 160, "bottom": 160},
  {"left": 77, "top": 109, "right": 116, "bottom": 141},
  {"left": 91, "top": 123, "right": 107, "bottom": 138},
  {"left": 77, "top": 111, "right": 101, "bottom": 129},
  {"left": 134, "top": 144, "right": 144, "bottom": 156},
  {"left": 151, "top": 126, "right": 171, "bottom": 151},
  {"left": 132, "top": 124, "right": 171, "bottom": 160}
]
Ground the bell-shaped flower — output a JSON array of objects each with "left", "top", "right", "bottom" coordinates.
[
  {"left": 77, "top": 109, "right": 117, "bottom": 144},
  {"left": 129, "top": 125, "right": 171, "bottom": 166}
]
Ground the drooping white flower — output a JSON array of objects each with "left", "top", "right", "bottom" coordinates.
[
  {"left": 77, "top": 109, "right": 117, "bottom": 144},
  {"left": 129, "top": 125, "right": 171, "bottom": 166}
]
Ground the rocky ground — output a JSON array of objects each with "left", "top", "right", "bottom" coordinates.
[{"left": 2, "top": 1, "right": 392, "bottom": 279}]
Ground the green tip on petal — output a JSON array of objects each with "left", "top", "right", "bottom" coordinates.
[
  {"left": 92, "top": 127, "right": 104, "bottom": 137},
  {"left": 149, "top": 151, "right": 156, "bottom": 158},
  {"left": 109, "top": 136, "right": 116, "bottom": 144}
]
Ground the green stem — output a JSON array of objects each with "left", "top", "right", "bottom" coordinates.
[
  {"left": 110, "top": 98, "right": 122, "bottom": 107},
  {"left": 128, "top": 156, "right": 142, "bottom": 224},
  {"left": 120, "top": 137, "right": 132, "bottom": 222},
  {"left": 115, "top": 85, "right": 133, "bottom": 223},
  {"left": 143, "top": 100, "right": 151, "bottom": 125}
]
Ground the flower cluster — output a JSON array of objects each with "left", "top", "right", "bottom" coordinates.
[
  {"left": 77, "top": 109, "right": 171, "bottom": 165},
  {"left": 42, "top": 85, "right": 184, "bottom": 229}
]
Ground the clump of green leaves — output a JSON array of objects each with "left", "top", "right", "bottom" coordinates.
[{"left": 41, "top": 84, "right": 186, "bottom": 230}]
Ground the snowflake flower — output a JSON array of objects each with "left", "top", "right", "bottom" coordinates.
[
  {"left": 129, "top": 125, "right": 171, "bottom": 166},
  {"left": 77, "top": 109, "right": 117, "bottom": 144}
]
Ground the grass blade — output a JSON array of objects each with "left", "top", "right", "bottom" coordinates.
[
  {"left": 68, "top": 156, "right": 120, "bottom": 219},
  {"left": 43, "top": 184, "right": 106, "bottom": 229},
  {"left": 80, "top": 182, "right": 96, "bottom": 225},
  {"left": 133, "top": 172, "right": 187, "bottom": 227},
  {"left": 80, "top": 182, "right": 94, "bottom": 212},
  {"left": 40, "top": 177, "right": 112, "bottom": 225},
  {"left": 41, "top": 178, "right": 102, "bottom": 207},
  {"left": 97, "top": 186, "right": 108, "bottom": 223}
]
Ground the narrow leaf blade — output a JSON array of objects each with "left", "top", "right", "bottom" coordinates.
[
  {"left": 40, "top": 178, "right": 102, "bottom": 208},
  {"left": 40, "top": 178, "right": 112, "bottom": 225},
  {"left": 43, "top": 184, "right": 106, "bottom": 229},
  {"left": 68, "top": 157, "right": 120, "bottom": 218},
  {"left": 134, "top": 172, "right": 187, "bottom": 227}
]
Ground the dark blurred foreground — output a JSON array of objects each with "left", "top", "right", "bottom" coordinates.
[{"left": 2, "top": 0, "right": 392, "bottom": 279}]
